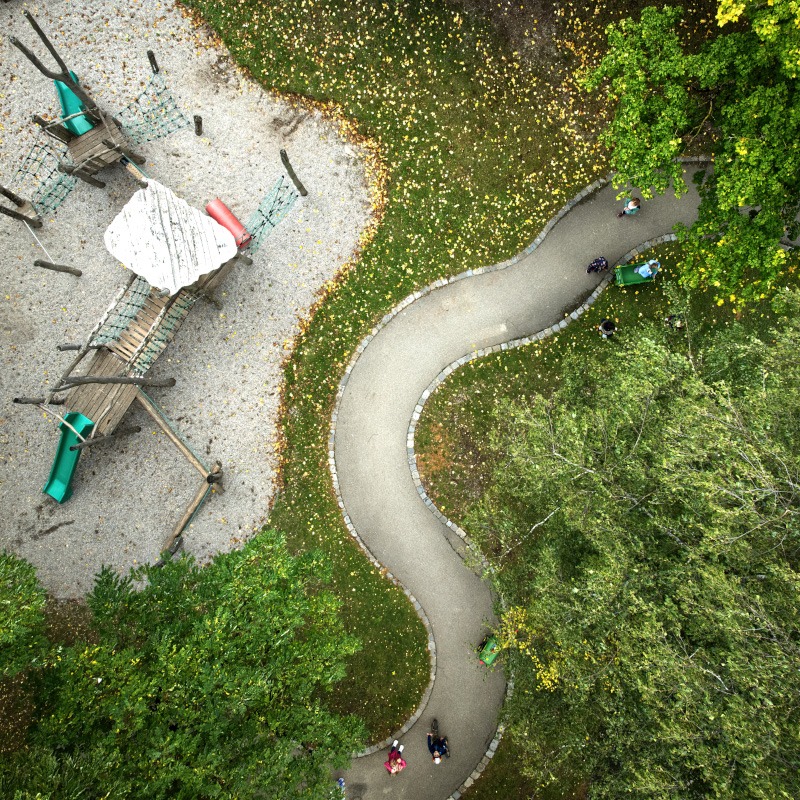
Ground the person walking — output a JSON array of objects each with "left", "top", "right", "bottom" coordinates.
[
  {"left": 427, "top": 720, "right": 450, "bottom": 764},
  {"left": 384, "top": 740, "right": 406, "bottom": 775},
  {"left": 617, "top": 197, "right": 641, "bottom": 217}
]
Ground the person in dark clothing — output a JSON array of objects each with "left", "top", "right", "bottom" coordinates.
[
  {"left": 598, "top": 318, "right": 616, "bottom": 339},
  {"left": 586, "top": 257, "right": 609, "bottom": 274},
  {"left": 428, "top": 732, "right": 449, "bottom": 764}
]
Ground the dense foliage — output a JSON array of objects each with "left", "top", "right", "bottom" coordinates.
[
  {"left": 0, "top": 554, "right": 47, "bottom": 678},
  {"left": 0, "top": 532, "right": 364, "bottom": 799},
  {"left": 588, "top": 2, "right": 800, "bottom": 305},
  {"left": 471, "top": 292, "right": 800, "bottom": 798}
]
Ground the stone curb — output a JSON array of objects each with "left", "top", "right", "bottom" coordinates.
[
  {"left": 331, "top": 157, "right": 710, "bottom": 774},
  {"left": 330, "top": 173, "right": 615, "bottom": 761}
]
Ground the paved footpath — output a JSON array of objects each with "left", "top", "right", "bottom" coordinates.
[{"left": 335, "top": 167, "right": 704, "bottom": 799}]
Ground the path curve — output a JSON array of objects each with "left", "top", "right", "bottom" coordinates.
[{"left": 335, "top": 164, "right": 706, "bottom": 799}]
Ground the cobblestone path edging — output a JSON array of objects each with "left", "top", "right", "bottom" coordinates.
[{"left": 331, "top": 158, "right": 709, "bottom": 786}]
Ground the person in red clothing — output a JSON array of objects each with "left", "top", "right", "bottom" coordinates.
[{"left": 384, "top": 740, "right": 406, "bottom": 775}]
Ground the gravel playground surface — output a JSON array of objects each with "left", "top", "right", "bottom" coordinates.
[{"left": 0, "top": 0, "right": 371, "bottom": 597}]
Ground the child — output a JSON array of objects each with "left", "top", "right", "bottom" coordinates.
[
  {"left": 384, "top": 740, "right": 406, "bottom": 775},
  {"left": 428, "top": 732, "right": 449, "bottom": 764},
  {"left": 634, "top": 259, "right": 660, "bottom": 278}
]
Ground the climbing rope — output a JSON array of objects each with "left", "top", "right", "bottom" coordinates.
[
  {"left": 117, "top": 72, "right": 191, "bottom": 146},
  {"left": 245, "top": 176, "right": 299, "bottom": 254},
  {"left": 13, "top": 131, "right": 76, "bottom": 215},
  {"left": 91, "top": 276, "right": 153, "bottom": 346}
]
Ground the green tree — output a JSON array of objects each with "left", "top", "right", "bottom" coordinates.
[
  {"left": 0, "top": 553, "right": 47, "bottom": 678},
  {"left": 587, "top": 3, "right": 800, "bottom": 305},
  {"left": 0, "top": 530, "right": 364, "bottom": 799},
  {"left": 472, "top": 296, "right": 800, "bottom": 798}
]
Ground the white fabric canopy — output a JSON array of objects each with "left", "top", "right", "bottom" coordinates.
[{"left": 104, "top": 180, "right": 237, "bottom": 295}]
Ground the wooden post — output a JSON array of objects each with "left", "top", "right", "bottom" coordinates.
[
  {"left": 58, "top": 163, "right": 106, "bottom": 189},
  {"left": 34, "top": 259, "right": 82, "bottom": 277},
  {"left": 12, "top": 13, "right": 103, "bottom": 124},
  {"left": 0, "top": 186, "right": 27, "bottom": 207},
  {"left": 207, "top": 462, "right": 223, "bottom": 485},
  {"left": 0, "top": 185, "right": 42, "bottom": 228},
  {"left": 57, "top": 343, "right": 99, "bottom": 352},
  {"left": 0, "top": 204, "right": 42, "bottom": 228},
  {"left": 69, "top": 425, "right": 141, "bottom": 451},
  {"left": 13, "top": 396, "right": 65, "bottom": 405},
  {"left": 280, "top": 149, "right": 308, "bottom": 196}
]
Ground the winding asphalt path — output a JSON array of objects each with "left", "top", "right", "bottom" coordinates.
[{"left": 336, "top": 167, "right": 705, "bottom": 799}]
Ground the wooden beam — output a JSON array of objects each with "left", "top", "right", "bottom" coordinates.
[
  {"left": 34, "top": 259, "right": 82, "bottom": 277},
  {"left": 13, "top": 396, "right": 65, "bottom": 405},
  {"left": 135, "top": 391, "right": 207, "bottom": 476},
  {"left": 0, "top": 204, "right": 42, "bottom": 228},
  {"left": 101, "top": 138, "right": 145, "bottom": 166},
  {"left": 13, "top": 13, "right": 103, "bottom": 122},
  {"left": 0, "top": 185, "right": 26, "bottom": 207},
  {"left": 0, "top": 186, "right": 42, "bottom": 228},
  {"left": 69, "top": 425, "right": 141, "bottom": 451},
  {"left": 33, "top": 114, "right": 76, "bottom": 143},
  {"left": 161, "top": 463, "right": 223, "bottom": 552},
  {"left": 58, "top": 163, "right": 106, "bottom": 189},
  {"left": 58, "top": 375, "right": 176, "bottom": 390}
]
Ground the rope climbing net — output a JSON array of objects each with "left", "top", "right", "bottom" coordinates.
[
  {"left": 91, "top": 276, "right": 152, "bottom": 347},
  {"left": 117, "top": 72, "right": 191, "bottom": 146},
  {"left": 12, "top": 131, "right": 77, "bottom": 215},
  {"left": 245, "top": 176, "right": 299, "bottom": 255},
  {"left": 130, "top": 291, "right": 199, "bottom": 376}
]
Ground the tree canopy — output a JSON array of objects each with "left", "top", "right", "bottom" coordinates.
[
  {"left": 587, "top": 2, "right": 800, "bottom": 306},
  {"left": 0, "top": 553, "right": 47, "bottom": 679},
  {"left": 0, "top": 531, "right": 364, "bottom": 799},
  {"left": 471, "top": 294, "right": 800, "bottom": 798}
]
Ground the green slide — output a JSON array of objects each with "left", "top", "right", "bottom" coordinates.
[
  {"left": 54, "top": 71, "right": 95, "bottom": 136},
  {"left": 43, "top": 412, "right": 95, "bottom": 503}
]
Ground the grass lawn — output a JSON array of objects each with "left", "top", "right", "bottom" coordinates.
[
  {"left": 463, "top": 735, "right": 588, "bottom": 800},
  {"left": 181, "top": 0, "right": 717, "bottom": 771}
]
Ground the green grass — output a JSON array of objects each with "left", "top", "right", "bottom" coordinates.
[
  {"left": 463, "top": 735, "right": 587, "bottom": 800},
  {"left": 182, "top": 0, "right": 718, "bottom": 767}
]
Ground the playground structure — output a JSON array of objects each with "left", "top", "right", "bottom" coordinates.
[
  {"left": 5, "top": 12, "right": 304, "bottom": 557},
  {"left": 0, "top": 12, "right": 191, "bottom": 234}
]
